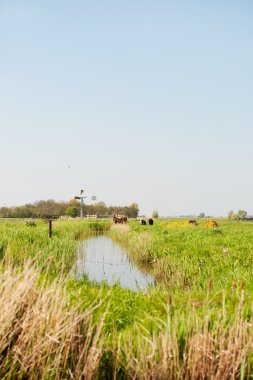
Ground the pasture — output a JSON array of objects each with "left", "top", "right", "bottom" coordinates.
[{"left": 1, "top": 218, "right": 253, "bottom": 379}]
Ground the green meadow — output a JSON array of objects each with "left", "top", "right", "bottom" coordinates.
[{"left": 1, "top": 218, "right": 253, "bottom": 379}]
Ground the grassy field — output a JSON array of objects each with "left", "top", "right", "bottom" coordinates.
[{"left": 1, "top": 218, "right": 253, "bottom": 379}]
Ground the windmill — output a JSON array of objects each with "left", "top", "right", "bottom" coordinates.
[{"left": 74, "top": 189, "right": 97, "bottom": 218}]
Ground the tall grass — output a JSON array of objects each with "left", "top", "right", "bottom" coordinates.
[
  {"left": 2, "top": 262, "right": 253, "bottom": 379},
  {"left": 0, "top": 262, "right": 106, "bottom": 380},
  {"left": 0, "top": 219, "right": 110, "bottom": 275},
  {"left": 116, "top": 293, "right": 252, "bottom": 379},
  {"left": 1, "top": 218, "right": 253, "bottom": 378}
]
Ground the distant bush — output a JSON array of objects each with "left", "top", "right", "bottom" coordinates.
[
  {"left": 204, "top": 219, "right": 218, "bottom": 228},
  {"left": 65, "top": 206, "right": 79, "bottom": 217},
  {"left": 152, "top": 210, "right": 159, "bottom": 219},
  {"left": 87, "top": 221, "right": 110, "bottom": 232},
  {"left": 25, "top": 221, "right": 36, "bottom": 227}
]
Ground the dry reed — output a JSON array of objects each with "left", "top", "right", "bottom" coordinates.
[
  {"left": 115, "top": 295, "right": 252, "bottom": 380},
  {"left": 0, "top": 262, "right": 105, "bottom": 380}
]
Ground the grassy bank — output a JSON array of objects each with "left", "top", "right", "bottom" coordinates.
[{"left": 1, "top": 218, "right": 253, "bottom": 378}]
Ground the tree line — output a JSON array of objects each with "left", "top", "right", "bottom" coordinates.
[
  {"left": 228, "top": 209, "right": 248, "bottom": 220},
  {"left": 0, "top": 200, "right": 139, "bottom": 219}
]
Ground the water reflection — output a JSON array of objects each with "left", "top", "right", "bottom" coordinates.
[{"left": 76, "top": 236, "right": 153, "bottom": 291}]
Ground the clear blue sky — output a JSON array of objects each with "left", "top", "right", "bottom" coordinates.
[{"left": 1, "top": 1, "right": 253, "bottom": 216}]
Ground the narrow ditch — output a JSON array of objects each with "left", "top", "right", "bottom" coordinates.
[{"left": 76, "top": 235, "right": 154, "bottom": 291}]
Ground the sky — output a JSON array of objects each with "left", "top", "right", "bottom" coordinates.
[{"left": 1, "top": 1, "right": 253, "bottom": 216}]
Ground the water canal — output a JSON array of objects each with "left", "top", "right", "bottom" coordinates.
[{"left": 76, "top": 236, "right": 153, "bottom": 291}]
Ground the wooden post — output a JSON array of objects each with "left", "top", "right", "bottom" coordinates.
[{"left": 49, "top": 220, "right": 52, "bottom": 238}]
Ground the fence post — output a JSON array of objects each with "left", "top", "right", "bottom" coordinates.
[{"left": 49, "top": 220, "right": 52, "bottom": 238}]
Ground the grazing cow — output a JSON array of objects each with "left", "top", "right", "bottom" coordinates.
[
  {"left": 148, "top": 218, "right": 154, "bottom": 225},
  {"left": 113, "top": 215, "right": 122, "bottom": 224},
  {"left": 188, "top": 219, "right": 198, "bottom": 226},
  {"left": 140, "top": 219, "right": 146, "bottom": 225},
  {"left": 113, "top": 215, "right": 127, "bottom": 224}
]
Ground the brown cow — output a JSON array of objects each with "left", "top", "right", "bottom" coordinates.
[
  {"left": 188, "top": 219, "right": 198, "bottom": 226},
  {"left": 113, "top": 215, "right": 127, "bottom": 224}
]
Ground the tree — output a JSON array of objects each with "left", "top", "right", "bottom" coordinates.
[
  {"left": 93, "top": 202, "right": 106, "bottom": 217},
  {"left": 68, "top": 198, "right": 79, "bottom": 207},
  {"left": 152, "top": 210, "right": 159, "bottom": 219},
  {"left": 128, "top": 203, "right": 139, "bottom": 218},
  {"left": 198, "top": 212, "right": 205, "bottom": 218},
  {"left": 65, "top": 206, "right": 79, "bottom": 217},
  {"left": 33, "top": 199, "right": 68, "bottom": 217},
  {"left": 0, "top": 199, "right": 141, "bottom": 219},
  {"left": 237, "top": 210, "right": 247, "bottom": 220},
  {"left": 228, "top": 210, "right": 234, "bottom": 220},
  {"left": 228, "top": 210, "right": 247, "bottom": 220},
  {"left": 229, "top": 210, "right": 237, "bottom": 220}
]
